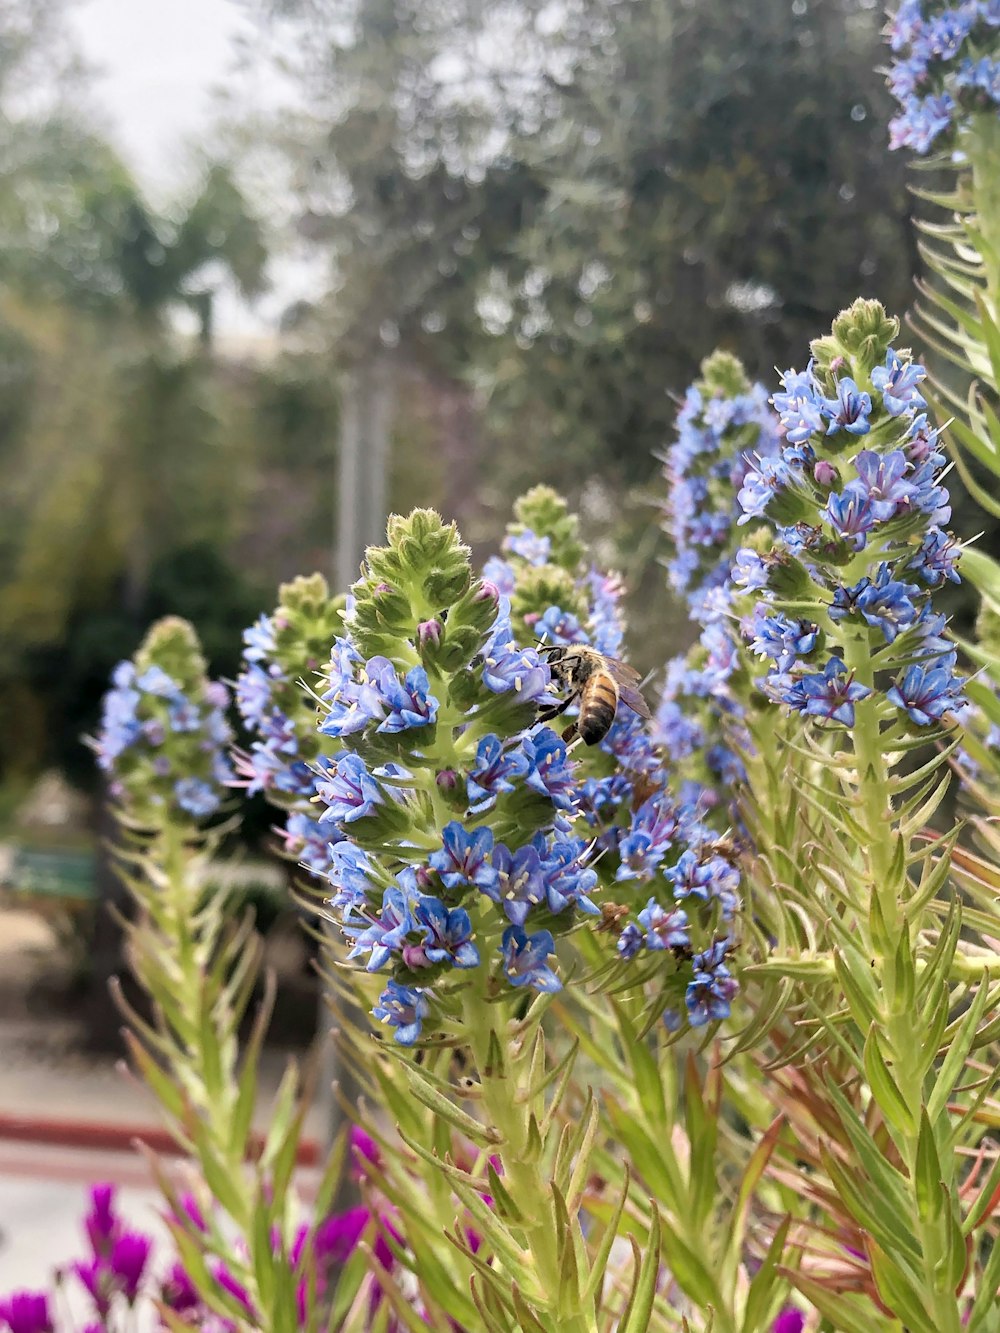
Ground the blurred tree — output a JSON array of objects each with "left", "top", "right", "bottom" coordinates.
[{"left": 254, "top": 0, "right": 917, "bottom": 495}]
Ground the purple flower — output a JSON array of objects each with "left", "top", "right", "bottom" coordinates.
[
  {"left": 772, "top": 1308, "right": 805, "bottom": 1333},
  {"left": 84, "top": 1183, "right": 119, "bottom": 1255},
  {"left": 731, "top": 548, "right": 771, "bottom": 591},
  {"left": 489, "top": 843, "right": 547, "bottom": 925},
  {"left": 870, "top": 349, "right": 927, "bottom": 416},
  {"left": 317, "top": 754, "right": 384, "bottom": 824},
  {"left": 243, "top": 613, "right": 277, "bottom": 662},
  {"left": 326, "top": 842, "right": 376, "bottom": 914},
  {"left": 500, "top": 926, "right": 562, "bottom": 992},
  {"left": 414, "top": 896, "right": 479, "bottom": 968},
  {"left": 373, "top": 981, "right": 428, "bottom": 1045},
  {"left": 616, "top": 795, "right": 685, "bottom": 879},
  {"left": 536, "top": 605, "right": 584, "bottom": 644},
  {"left": 889, "top": 92, "right": 955, "bottom": 154},
  {"left": 0, "top": 1294, "right": 53, "bottom": 1333},
  {"left": 887, "top": 663, "right": 964, "bottom": 726},
  {"left": 110, "top": 1231, "right": 152, "bottom": 1301},
  {"left": 637, "top": 900, "right": 690, "bottom": 951},
  {"left": 429, "top": 822, "right": 500, "bottom": 894}
]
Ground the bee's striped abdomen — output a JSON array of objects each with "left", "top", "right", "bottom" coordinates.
[{"left": 577, "top": 671, "right": 619, "bottom": 745}]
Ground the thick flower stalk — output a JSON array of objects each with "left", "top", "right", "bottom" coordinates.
[
  {"left": 93, "top": 618, "right": 352, "bottom": 1332},
  {"left": 90, "top": 616, "right": 234, "bottom": 827},
  {"left": 731, "top": 301, "right": 1000, "bottom": 1333}
]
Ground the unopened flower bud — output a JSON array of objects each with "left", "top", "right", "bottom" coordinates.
[
  {"left": 436, "top": 769, "right": 458, "bottom": 791},
  {"left": 401, "top": 944, "right": 431, "bottom": 969},
  {"left": 475, "top": 580, "right": 500, "bottom": 604},
  {"left": 418, "top": 619, "right": 443, "bottom": 649},
  {"left": 814, "top": 459, "right": 838, "bottom": 487}
]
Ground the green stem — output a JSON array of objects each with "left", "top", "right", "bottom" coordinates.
[
  {"left": 841, "top": 638, "right": 963, "bottom": 1333},
  {"left": 461, "top": 977, "right": 597, "bottom": 1333},
  {"left": 968, "top": 116, "right": 1000, "bottom": 308}
]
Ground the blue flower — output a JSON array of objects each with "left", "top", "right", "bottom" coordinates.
[
  {"left": 376, "top": 663, "right": 439, "bottom": 733},
  {"left": 637, "top": 899, "right": 690, "bottom": 951},
  {"left": 414, "top": 896, "right": 479, "bottom": 968},
  {"left": 822, "top": 483, "right": 879, "bottom": 550},
  {"left": 317, "top": 754, "right": 384, "bottom": 824},
  {"left": 748, "top": 610, "right": 819, "bottom": 671},
  {"left": 500, "top": 926, "right": 562, "bottom": 992},
  {"left": 373, "top": 981, "right": 428, "bottom": 1045},
  {"left": 782, "top": 658, "right": 873, "bottom": 727},
  {"left": 429, "top": 822, "right": 499, "bottom": 894},
  {"left": 346, "top": 885, "right": 414, "bottom": 970},
  {"left": 466, "top": 734, "right": 531, "bottom": 811},
  {"left": 889, "top": 92, "right": 955, "bottom": 154},
  {"left": 505, "top": 529, "right": 552, "bottom": 565},
  {"left": 771, "top": 363, "right": 826, "bottom": 443},
  {"left": 887, "top": 663, "right": 964, "bottom": 726},
  {"left": 320, "top": 648, "right": 388, "bottom": 737},
  {"left": 236, "top": 663, "right": 283, "bottom": 729},
  {"left": 737, "top": 457, "right": 788, "bottom": 523},
  {"left": 136, "top": 666, "right": 180, "bottom": 698},
  {"left": 520, "top": 728, "right": 578, "bottom": 809},
  {"left": 536, "top": 605, "right": 585, "bottom": 646},
  {"left": 909, "top": 528, "right": 961, "bottom": 587},
  {"left": 490, "top": 843, "right": 547, "bottom": 925},
  {"left": 243, "top": 613, "right": 277, "bottom": 663},
  {"left": 284, "top": 812, "right": 336, "bottom": 878},
  {"left": 852, "top": 450, "right": 916, "bottom": 520},
  {"left": 174, "top": 778, "right": 220, "bottom": 818},
  {"left": 616, "top": 795, "right": 686, "bottom": 879},
  {"left": 326, "top": 842, "right": 376, "bottom": 914},
  {"left": 870, "top": 349, "right": 927, "bottom": 417},
  {"left": 731, "top": 549, "right": 771, "bottom": 592},
  {"left": 481, "top": 612, "right": 551, "bottom": 702},
  {"left": 854, "top": 571, "right": 920, "bottom": 644},
  {"left": 822, "top": 378, "right": 872, "bottom": 436},
  {"left": 617, "top": 923, "right": 644, "bottom": 960},
  {"left": 167, "top": 698, "right": 201, "bottom": 733},
  {"left": 686, "top": 942, "right": 739, "bottom": 1026}
]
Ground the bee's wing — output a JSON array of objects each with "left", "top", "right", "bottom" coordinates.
[
  {"left": 603, "top": 658, "right": 651, "bottom": 717},
  {"left": 604, "top": 658, "right": 643, "bottom": 686},
  {"left": 618, "top": 683, "right": 652, "bottom": 719}
]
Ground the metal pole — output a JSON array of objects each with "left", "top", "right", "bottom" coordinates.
[{"left": 317, "top": 349, "right": 395, "bottom": 1171}]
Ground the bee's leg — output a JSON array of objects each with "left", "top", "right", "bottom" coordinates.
[
  {"left": 560, "top": 722, "right": 579, "bottom": 743},
  {"left": 535, "top": 695, "right": 574, "bottom": 725}
]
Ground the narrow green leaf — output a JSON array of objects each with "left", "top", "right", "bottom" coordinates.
[
  {"left": 863, "top": 1028, "right": 917, "bottom": 1137},
  {"left": 741, "top": 1215, "right": 791, "bottom": 1333},
  {"left": 620, "top": 1204, "right": 662, "bottom": 1333}
]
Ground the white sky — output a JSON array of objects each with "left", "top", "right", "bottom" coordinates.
[{"left": 68, "top": 0, "right": 311, "bottom": 338}]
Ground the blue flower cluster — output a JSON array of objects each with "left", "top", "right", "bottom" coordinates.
[
  {"left": 91, "top": 618, "right": 233, "bottom": 827},
  {"left": 733, "top": 303, "right": 964, "bottom": 733},
  {"left": 488, "top": 492, "right": 744, "bottom": 1031},
  {"left": 653, "top": 354, "right": 779, "bottom": 817},
  {"left": 885, "top": 1, "right": 1000, "bottom": 155},
  {"left": 660, "top": 355, "right": 781, "bottom": 619},
  {"left": 313, "top": 503, "right": 742, "bottom": 1042},
  {"left": 232, "top": 578, "right": 346, "bottom": 879}
]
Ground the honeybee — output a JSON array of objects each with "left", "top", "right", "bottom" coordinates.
[{"left": 537, "top": 644, "right": 651, "bottom": 745}]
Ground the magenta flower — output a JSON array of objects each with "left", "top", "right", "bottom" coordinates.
[
  {"left": 110, "top": 1231, "right": 152, "bottom": 1302},
  {"left": 0, "top": 1293, "right": 53, "bottom": 1333}
]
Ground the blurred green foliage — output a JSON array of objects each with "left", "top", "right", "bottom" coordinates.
[{"left": 1, "top": 0, "right": 925, "bottom": 785}]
